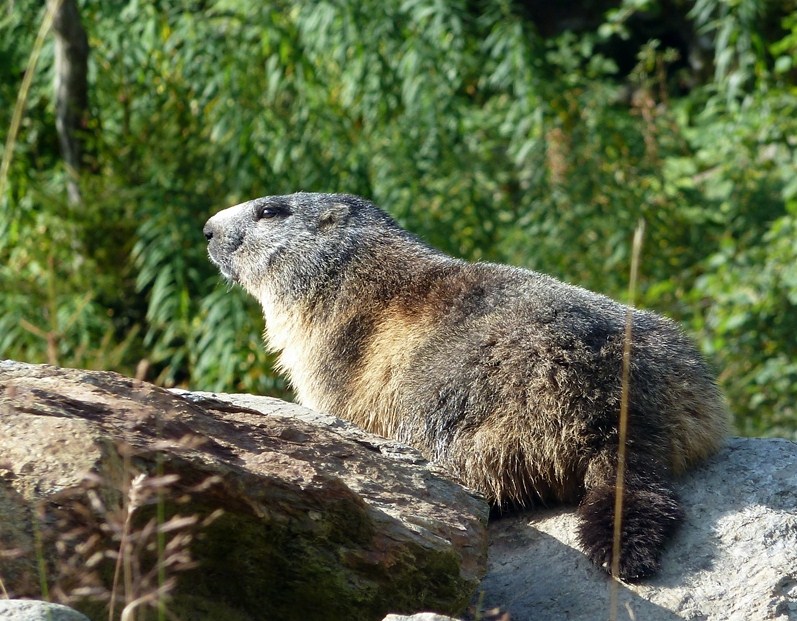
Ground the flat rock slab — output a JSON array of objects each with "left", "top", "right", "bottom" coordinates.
[
  {"left": 0, "top": 361, "right": 488, "bottom": 621},
  {"left": 479, "top": 437, "right": 797, "bottom": 621}
]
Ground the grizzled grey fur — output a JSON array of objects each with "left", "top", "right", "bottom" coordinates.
[{"left": 203, "top": 192, "right": 728, "bottom": 580}]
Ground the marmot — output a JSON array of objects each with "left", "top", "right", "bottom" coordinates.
[{"left": 203, "top": 192, "right": 728, "bottom": 580}]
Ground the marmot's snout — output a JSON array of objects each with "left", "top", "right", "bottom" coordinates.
[
  {"left": 203, "top": 217, "right": 222, "bottom": 263},
  {"left": 203, "top": 210, "right": 242, "bottom": 282}
]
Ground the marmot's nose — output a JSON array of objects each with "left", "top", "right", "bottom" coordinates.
[{"left": 203, "top": 222, "right": 214, "bottom": 241}]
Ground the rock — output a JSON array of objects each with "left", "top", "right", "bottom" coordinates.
[
  {"left": 0, "top": 361, "right": 488, "bottom": 621},
  {"left": 0, "top": 600, "right": 90, "bottom": 621},
  {"left": 4, "top": 360, "right": 795, "bottom": 621},
  {"left": 478, "top": 437, "right": 797, "bottom": 621}
]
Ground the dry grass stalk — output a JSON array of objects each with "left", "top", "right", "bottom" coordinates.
[
  {"left": 609, "top": 220, "right": 646, "bottom": 620},
  {"left": 0, "top": 0, "right": 62, "bottom": 200},
  {"left": 0, "top": 545, "right": 26, "bottom": 598},
  {"left": 46, "top": 437, "right": 222, "bottom": 621}
]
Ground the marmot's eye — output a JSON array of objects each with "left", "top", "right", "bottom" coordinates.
[{"left": 256, "top": 204, "right": 286, "bottom": 220}]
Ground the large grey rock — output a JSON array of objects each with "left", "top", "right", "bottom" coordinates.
[
  {"left": 479, "top": 437, "right": 797, "bottom": 621},
  {"left": 0, "top": 361, "right": 488, "bottom": 621},
  {"left": 0, "top": 600, "right": 90, "bottom": 621}
]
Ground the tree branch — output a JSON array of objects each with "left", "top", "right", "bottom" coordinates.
[{"left": 50, "top": 0, "right": 90, "bottom": 205}]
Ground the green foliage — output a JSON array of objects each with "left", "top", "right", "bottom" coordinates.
[{"left": 1, "top": 0, "right": 795, "bottom": 437}]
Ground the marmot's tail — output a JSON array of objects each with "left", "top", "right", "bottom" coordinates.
[{"left": 576, "top": 453, "right": 683, "bottom": 581}]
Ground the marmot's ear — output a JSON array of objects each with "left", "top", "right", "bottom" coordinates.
[{"left": 319, "top": 202, "right": 350, "bottom": 229}]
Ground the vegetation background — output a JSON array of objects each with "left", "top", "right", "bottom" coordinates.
[{"left": 1, "top": 0, "right": 795, "bottom": 439}]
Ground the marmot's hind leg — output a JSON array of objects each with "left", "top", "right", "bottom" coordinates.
[{"left": 577, "top": 452, "right": 683, "bottom": 581}]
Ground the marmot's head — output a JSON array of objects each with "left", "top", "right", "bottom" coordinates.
[{"left": 203, "top": 192, "right": 400, "bottom": 299}]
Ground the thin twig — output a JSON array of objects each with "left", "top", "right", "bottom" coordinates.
[{"left": 0, "top": 0, "right": 63, "bottom": 202}]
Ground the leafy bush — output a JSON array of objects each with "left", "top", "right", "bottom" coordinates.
[{"left": 1, "top": 0, "right": 795, "bottom": 437}]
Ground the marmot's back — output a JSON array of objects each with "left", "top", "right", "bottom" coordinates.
[{"left": 204, "top": 192, "right": 729, "bottom": 580}]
